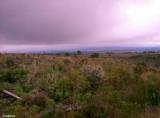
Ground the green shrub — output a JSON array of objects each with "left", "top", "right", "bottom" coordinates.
[
  {"left": 5, "top": 57, "right": 16, "bottom": 67},
  {"left": 0, "top": 68, "right": 27, "bottom": 83},
  {"left": 77, "top": 50, "right": 82, "bottom": 55},
  {"left": 134, "top": 63, "right": 146, "bottom": 76},
  {"left": 120, "top": 101, "right": 140, "bottom": 118},
  {"left": 83, "top": 105, "right": 107, "bottom": 118},
  {"left": 66, "top": 69, "right": 89, "bottom": 92},
  {"left": 90, "top": 53, "right": 99, "bottom": 58},
  {"left": 147, "top": 86, "right": 160, "bottom": 106},
  {"left": 40, "top": 110, "right": 55, "bottom": 118},
  {"left": 75, "top": 92, "right": 92, "bottom": 104},
  {"left": 52, "top": 79, "right": 71, "bottom": 102},
  {"left": 64, "top": 52, "right": 70, "bottom": 56},
  {"left": 146, "top": 74, "right": 160, "bottom": 106}
]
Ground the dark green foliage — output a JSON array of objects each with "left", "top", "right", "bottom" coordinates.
[
  {"left": 77, "top": 50, "right": 82, "bottom": 55},
  {"left": 147, "top": 86, "right": 160, "bottom": 106},
  {"left": 64, "top": 52, "right": 70, "bottom": 56},
  {"left": 0, "top": 56, "right": 27, "bottom": 83},
  {"left": 146, "top": 74, "right": 160, "bottom": 106},
  {"left": 90, "top": 53, "right": 100, "bottom": 58},
  {"left": 40, "top": 110, "right": 55, "bottom": 118},
  {"left": 83, "top": 105, "right": 108, "bottom": 118},
  {"left": 134, "top": 63, "right": 146, "bottom": 75},
  {"left": 5, "top": 57, "right": 15, "bottom": 67},
  {"left": 0, "top": 68, "right": 26, "bottom": 83},
  {"left": 53, "top": 79, "right": 71, "bottom": 102}
]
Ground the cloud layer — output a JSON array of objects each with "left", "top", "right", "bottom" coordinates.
[{"left": 0, "top": 0, "right": 160, "bottom": 51}]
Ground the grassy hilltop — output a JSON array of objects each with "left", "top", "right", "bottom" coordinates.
[{"left": 0, "top": 52, "right": 160, "bottom": 118}]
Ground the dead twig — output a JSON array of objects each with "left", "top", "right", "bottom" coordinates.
[{"left": 2, "top": 90, "right": 22, "bottom": 100}]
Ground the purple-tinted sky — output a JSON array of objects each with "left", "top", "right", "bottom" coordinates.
[{"left": 0, "top": 0, "right": 160, "bottom": 52}]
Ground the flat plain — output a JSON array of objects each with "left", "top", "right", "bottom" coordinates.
[{"left": 0, "top": 52, "right": 160, "bottom": 118}]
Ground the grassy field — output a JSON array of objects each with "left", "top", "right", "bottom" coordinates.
[{"left": 0, "top": 52, "right": 160, "bottom": 118}]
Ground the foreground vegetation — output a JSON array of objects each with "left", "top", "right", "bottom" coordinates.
[{"left": 0, "top": 52, "right": 160, "bottom": 118}]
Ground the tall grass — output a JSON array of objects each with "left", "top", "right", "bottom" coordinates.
[{"left": 0, "top": 53, "right": 160, "bottom": 118}]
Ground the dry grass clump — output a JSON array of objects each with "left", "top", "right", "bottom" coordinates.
[{"left": 82, "top": 65, "right": 104, "bottom": 79}]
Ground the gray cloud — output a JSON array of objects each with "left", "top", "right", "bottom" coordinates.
[
  {"left": 0, "top": 0, "right": 100, "bottom": 44},
  {"left": 0, "top": 0, "right": 160, "bottom": 50}
]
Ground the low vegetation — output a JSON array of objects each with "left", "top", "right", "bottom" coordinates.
[{"left": 0, "top": 53, "right": 160, "bottom": 118}]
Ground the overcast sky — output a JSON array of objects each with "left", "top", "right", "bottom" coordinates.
[{"left": 0, "top": 0, "right": 160, "bottom": 52}]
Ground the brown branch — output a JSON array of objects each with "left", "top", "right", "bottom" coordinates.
[{"left": 3, "top": 90, "right": 22, "bottom": 100}]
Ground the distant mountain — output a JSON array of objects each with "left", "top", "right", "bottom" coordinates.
[{"left": 1, "top": 46, "right": 160, "bottom": 54}]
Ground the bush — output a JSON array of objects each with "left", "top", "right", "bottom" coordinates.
[
  {"left": 5, "top": 57, "right": 16, "bottom": 67},
  {"left": 147, "top": 86, "right": 160, "bottom": 106},
  {"left": 66, "top": 69, "right": 89, "bottom": 92},
  {"left": 40, "top": 110, "right": 55, "bottom": 118},
  {"left": 25, "top": 92, "right": 47, "bottom": 108},
  {"left": 133, "top": 63, "right": 146, "bottom": 76},
  {"left": 90, "top": 53, "right": 99, "bottom": 58},
  {"left": 83, "top": 105, "right": 108, "bottom": 118},
  {"left": 64, "top": 52, "right": 70, "bottom": 56},
  {"left": 52, "top": 78, "right": 71, "bottom": 102},
  {"left": 0, "top": 68, "right": 27, "bottom": 83},
  {"left": 146, "top": 74, "right": 160, "bottom": 106},
  {"left": 82, "top": 65, "right": 104, "bottom": 90},
  {"left": 77, "top": 50, "right": 82, "bottom": 55},
  {"left": 128, "top": 73, "right": 160, "bottom": 108}
]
